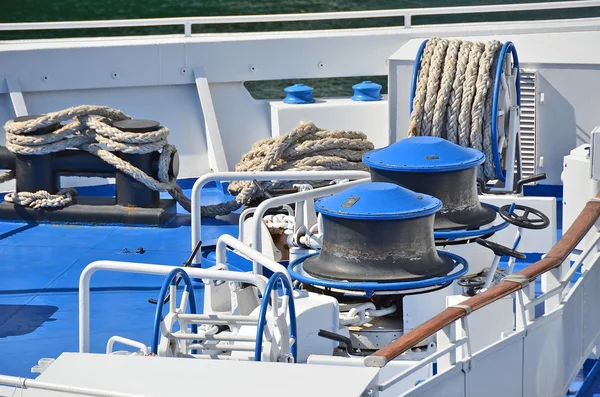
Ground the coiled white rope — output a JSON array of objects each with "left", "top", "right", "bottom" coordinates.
[
  {"left": 409, "top": 38, "right": 505, "bottom": 181},
  {"left": 223, "top": 120, "right": 374, "bottom": 214},
  {"left": 339, "top": 302, "right": 397, "bottom": 327},
  {"left": 1, "top": 108, "right": 373, "bottom": 217},
  {"left": 0, "top": 105, "right": 196, "bottom": 212}
]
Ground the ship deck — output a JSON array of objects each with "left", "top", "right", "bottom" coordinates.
[{"left": 0, "top": 182, "right": 564, "bottom": 380}]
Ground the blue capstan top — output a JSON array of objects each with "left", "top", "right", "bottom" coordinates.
[
  {"left": 351, "top": 81, "right": 383, "bottom": 102},
  {"left": 315, "top": 182, "right": 441, "bottom": 220},
  {"left": 362, "top": 136, "right": 484, "bottom": 173},
  {"left": 283, "top": 84, "right": 316, "bottom": 104}
]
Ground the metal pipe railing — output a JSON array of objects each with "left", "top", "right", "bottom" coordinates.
[
  {"left": 0, "top": 0, "right": 598, "bottom": 34},
  {"left": 190, "top": 170, "right": 369, "bottom": 265},
  {"left": 78, "top": 259, "right": 268, "bottom": 353},
  {"left": 364, "top": 193, "right": 600, "bottom": 368}
]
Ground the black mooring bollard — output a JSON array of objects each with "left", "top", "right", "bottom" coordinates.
[
  {"left": 0, "top": 117, "right": 180, "bottom": 225},
  {"left": 113, "top": 119, "right": 162, "bottom": 208},
  {"left": 13, "top": 115, "right": 59, "bottom": 194}
]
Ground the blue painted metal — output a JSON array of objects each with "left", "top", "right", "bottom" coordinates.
[
  {"left": 255, "top": 272, "right": 297, "bottom": 362},
  {"left": 151, "top": 268, "right": 198, "bottom": 354},
  {"left": 491, "top": 41, "right": 521, "bottom": 183},
  {"left": 575, "top": 359, "right": 600, "bottom": 397},
  {"left": 283, "top": 84, "right": 315, "bottom": 104},
  {"left": 0, "top": 177, "right": 559, "bottom": 379},
  {"left": 433, "top": 203, "right": 509, "bottom": 238},
  {"left": 410, "top": 39, "right": 429, "bottom": 114},
  {"left": 362, "top": 136, "right": 484, "bottom": 173},
  {"left": 351, "top": 81, "right": 383, "bottom": 101},
  {"left": 288, "top": 251, "right": 468, "bottom": 296},
  {"left": 0, "top": 182, "right": 237, "bottom": 378},
  {"left": 314, "top": 182, "right": 441, "bottom": 221}
]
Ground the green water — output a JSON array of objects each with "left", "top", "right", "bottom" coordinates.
[
  {"left": 3, "top": 0, "right": 598, "bottom": 37},
  {"left": 2, "top": 0, "right": 598, "bottom": 98}
]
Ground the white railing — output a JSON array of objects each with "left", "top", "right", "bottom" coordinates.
[
  {"left": 0, "top": 0, "right": 598, "bottom": 36},
  {"left": 190, "top": 170, "right": 369, "bottom": 265},
  {"left": 249, "top": 178, "right": 370, "bottom": 274},
  {"left": 358, "top": 227, "right": 600, "bottom": 396},
  {"left": 525, "top": 232, "right": 600, "bottom": 312}
]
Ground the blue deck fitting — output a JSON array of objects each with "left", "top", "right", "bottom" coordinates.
[
  {"left": 0, "top": 181, "right": 237, "bottom": 378},
  {"left": 362, "top": 136, "right": 484, "bottom": 173},
  {"left": 314, "top": 182, "right": 441, "bottom": 220},
  {"left": 433, "top": 203, "right": 509, "bottom": 239},
  {"left": 283, "top": 84, "right": 315, "bottom": 104},
  {"left": 351, "top": 81, "right": 383, "bottom": 101},
  {"left": 288, "top": 251, "right": 468, "bottom": 297}
]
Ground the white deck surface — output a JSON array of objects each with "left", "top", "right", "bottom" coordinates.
[{"left": 22, "top": 353, "right": 380, "bottom": 397}]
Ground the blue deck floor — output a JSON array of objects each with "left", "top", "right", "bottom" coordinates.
[
  {"left": 0, "top": 182, "right": 240, "bottom": 377},
  {"left": 0, "top": 183, "right": 567, "bottom": 381}
]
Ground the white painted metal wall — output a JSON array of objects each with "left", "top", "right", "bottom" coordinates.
[
  {"left": 1, "top": 15, "right": 600, "bottom": 192},
  {"left": 399, "top": 252, "right": 600, "bottom": 397}
]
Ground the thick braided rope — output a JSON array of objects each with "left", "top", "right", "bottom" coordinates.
[
  {"left": 224, "top": 120, "right": 374, "bottom": 211},
  {"left": 1, "top": 109, "right": 373, "bottom": 217},
  {"left": 445, "top": 41, "right": 472, "bottom": 144},
  {"left": 432, "top": 39, "right": 461, "bottom": 139},
  {"left": 458, "top": 42, "right": 484, "bottom": 148},
  {"left": 0, "top": 105, "right": 198, "bottom": 212},
  {"left": 408, "top": 38, "right": 505, "bottom": 181},
  {"left": 421, "top": 39, "right": 449, "bottom": 137},
  {"left": 4, "top": 188, "right": 77, "bottom": 209},
  {"left": 470, "top": 40, "right": 502, "bottom": 179}
]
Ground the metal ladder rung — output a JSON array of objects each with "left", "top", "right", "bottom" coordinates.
[
  {"left": 188, "top": 343, "right": 256, "bottom": 352},
  {"left": 176, "top": 314, "right": 259, "bottom": 326},
  {"left": 171, "top": 331, "right": 257, "bottom": 342}
]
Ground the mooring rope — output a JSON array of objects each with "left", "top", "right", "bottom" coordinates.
[
  {"left": 1, "top": 106, "right": 373, "bottom": 216},
  {"left": 224, "top": 120, "right": 373, "bottom": 213},
  {"left": 409, "top": 38, "right": 505, "bottom": 181}
]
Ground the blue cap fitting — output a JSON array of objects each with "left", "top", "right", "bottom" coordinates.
[
  {"left": 283, "top": 84, "right": 316, "bottom": 104},
  {"left": 315, "top": 182, "right": 441, "bottom": 221},
  {"left": 351, "top": 81, "right": 383, "bottom": 102},
  {"left": 363, "top": 136, "right": 484, "bottom": 173}
]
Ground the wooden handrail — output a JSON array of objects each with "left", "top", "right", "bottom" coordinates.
[{"left": 364, "top": 195, "right": 600, "bottom": 368}]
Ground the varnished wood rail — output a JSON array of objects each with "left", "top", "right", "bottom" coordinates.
[{"left": 364, "top": 194, "right": 600, "bottom": 368}]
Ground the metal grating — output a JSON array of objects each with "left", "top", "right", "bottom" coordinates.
[{"left": 519, "top": 69, "right": 537, "bottom": 177}]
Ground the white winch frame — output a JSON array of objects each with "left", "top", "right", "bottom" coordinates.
[
  {"left": 190, "top": 170, "right": 370, "bottom": 265},
  {"left": 79, "top": 234, "right": 295, "bottom": 362},
  {"left": 249, "top": 178, "right": 370, "bottom": 274}
]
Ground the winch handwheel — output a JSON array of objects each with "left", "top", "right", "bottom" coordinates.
[
  {"left": 150, "top": 268, "right": 198, "bottom": 355},
  {"left": 475, "top": 238, "right": 526, "bottom": 259},
  {"left": 499, "top": 204, "right": 550, "bottom": 230}
]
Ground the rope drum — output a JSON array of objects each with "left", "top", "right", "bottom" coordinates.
[{"left": 408, "top": 37, "right": 520, "bottom": 182}]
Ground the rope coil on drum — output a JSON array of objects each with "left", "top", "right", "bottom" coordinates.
[
  {"left": 408, "top": 37, "right": 520, "bottom": 182},
  {"left": 1, "top": 107, "right": 374, "bottom": 216}
]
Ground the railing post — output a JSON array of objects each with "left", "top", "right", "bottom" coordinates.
[
  {"left": 404, "top": 14, "right": 412, "bottom": 28},
  {"left": 515, "top": 288, "right": 533, "bottom": 332},
  {"left": 542, "top": 258, "right": 568, "bottom": 313},
  {"left": 184, "top": 22, "right": 192, "bottom": 37}
]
